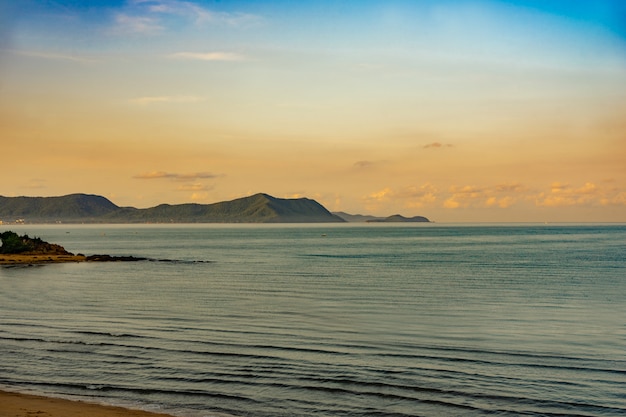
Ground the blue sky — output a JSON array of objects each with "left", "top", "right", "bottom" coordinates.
[{"left": 2, "top": 0, "right": 625, "bottom": 221}]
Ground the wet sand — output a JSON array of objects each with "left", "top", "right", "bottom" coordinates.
[{"left": 0, "top": 390, "right": 175, "bottom": 417}]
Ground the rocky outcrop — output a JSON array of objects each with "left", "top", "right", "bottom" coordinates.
[
  {"left": 0, "top": 231, "right": 73, "bottom": 255},
  {"left": 366, "top": 214, "right": 430, "bottom": 223},
  {"left": 85, "top": 254, "right": 148, "bottom": 262},
  {"left": 0, "top": 231, "right": 151, "bottom": 265}
]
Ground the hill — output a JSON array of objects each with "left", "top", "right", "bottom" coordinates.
[
  {"left": 333, "top": 212, "right": 381, "bottom": 222},
  {"left": 334, "top": 212, "right": 430, "bottom": 223},
  {"left": 0, "top": 194, "right": 119, "bottom": 222},
  {"left": 0, "top": 193, "right": 345, "bottom": 224}
]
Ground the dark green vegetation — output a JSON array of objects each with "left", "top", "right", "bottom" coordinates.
[
  {"left": 333, "top": 212, "right": 430, "bottom": 223},
  {"left": 0, "top": 231, "right": 71, "bottom": 255},
  {"left": 332, "top": 212, "right": 382, "bottom": 222},
  {"left": 366, "top": 214, "right": 430, "bottom": 223},
  {"left": 0, "top": 193, "right": 345, "bottom": 224},
  {"left": 0, "top": 194, "right": 119, "bottom": 220},
  {"left": 0, "top": 231, "right": 32, "bottom": 254}
]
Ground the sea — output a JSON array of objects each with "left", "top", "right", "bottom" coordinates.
[{"left": 0, "top": 223, "right": 624, "bottom": 417}]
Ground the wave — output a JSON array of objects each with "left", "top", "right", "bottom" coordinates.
[
  {"left": 4, "top": 374, "right": 623, "bottom": 417},
  {"left": 3, "top": 331, "right": 623, "bottom": 378}
]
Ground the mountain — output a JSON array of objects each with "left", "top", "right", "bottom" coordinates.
[
  {"left": 0, "top": 194, "right": 119, "bottom": 222},
  {"left": 0, "top": 193, "right": 345, "bottom": 224},
  {"left": 333, "top": 212, "right": 381, "bottom": 222},
  {"left": 334, "top": 212, "right": 430, "bottom": 223}
]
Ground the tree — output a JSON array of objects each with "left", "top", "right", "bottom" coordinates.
[{"left": 0, "top": 231, "right": 34, "bottom": 254}]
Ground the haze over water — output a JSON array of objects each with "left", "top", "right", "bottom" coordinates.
[{"left": 1, "top": 224, "right": 624, "bottom": 416}]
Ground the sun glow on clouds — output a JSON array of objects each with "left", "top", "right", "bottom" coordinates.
[
  {"left": 534, "top": 182, "right": 626, "bottom": 208},
  {"left": 366, "top": 181, "right": 626, "bottom": 213},
  {"left": 134, "top": 171, "right": 218, "bottom": 180},
  {"left": 134, "top": 171, "right": 220, "bottom": 202},
  {"left": 2, "top": 0, "right": 626, "bottom": 221}
]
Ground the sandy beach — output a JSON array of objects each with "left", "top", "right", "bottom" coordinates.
[
  {"left": 0, "top": 390, "right": 175, "bottom": 417},
  {"left": 0, "top": 254, "right": 86, "bottom": 265}
]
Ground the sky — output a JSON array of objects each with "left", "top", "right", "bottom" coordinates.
[{"left": 1, "top": 0, "right": 625, "bottom": 222}]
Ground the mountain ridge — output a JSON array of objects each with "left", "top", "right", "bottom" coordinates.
[
  {"left": 366, "top": 214, "right": 430, "bottom": 223},
  {"left": 333, "top": 212, "right": 430, "bottom": 223},
  {"left": 0, "top": 193, "right": 345, "bottom": 224}
]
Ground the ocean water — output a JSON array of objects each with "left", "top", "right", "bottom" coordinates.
[{"left": 0, "top": 224, "right": 625, "bottom": 417}]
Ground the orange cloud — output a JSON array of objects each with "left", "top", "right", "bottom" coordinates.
[
  {"left": 134, "top": 171, "right": 218, "bottom": 181},
  {"left": 533, "top": 182, "right": 624, "bottom": 207},
  {"left": 365, "top": 184, "right": 438, "bottom": 209},
  {"left": 423, "top": 142, "right": 453, "bottom": 149},
  {"left": 190, "top": 192, "right": 210, "bottom": 202},
  {"left": 442, "top": 183, "right": 524, "bottom": 209},
  {"left": 371, "top": 181, "right": 626, "bottom": 213},
  {"left": 353, "top": 160, "right": 375, "bottom": 169},
  {"left": 176, "top": 183, "right": 210, "bottom": 192},
  {"left": 485, "top": 196, "right": 515, "bottom": 208}
]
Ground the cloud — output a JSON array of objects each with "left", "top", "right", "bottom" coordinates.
[
  {"left": 354, "top": 160, "right": 375, "bottom": 169},
  {"left": 367, "top": 183, "right": 526, "bottom": 211},
  {"left": 365, "top": 184, "right": 438, "bottom": 209},
  {"left": 132, "top": 0, "right": 217, "bottom": 24},
  {"left": 532, "top": 182, "right": 622, "bottom": 207},
  {"left": 443, "top": 185, "right": 485, "bottom": 209},
  {"left": 367, "top": 187, "right": 394, "bottom": 202},
  {"left": 112, "top": 13, "right": 163, "bottom": 35},
  {"left": 495, "top": 183, "right": 526, "bottom": 193},
  {"left": 134, "top": 171, "right": 217, "bottom": 181},
  {"left": 444, "top": 184, "right": 525, "bottom": 209},
  {"left": 168, "top": 51, "right": 244, "bottom": 61},
  {"left": 485, "top": 196, "right": 515, "bottom": 208},
  {"left": 363, "top": 181, "right": 626, "bottom": 214},
  {"left": 442, "top": 182, "right": 626, "bottom": 209},
  {"left": 21, "top": 179, "right": 47, "bottom": 190},
  {"left": 190, "top": 192, "right": 211, "bottom": 202},
  {"left": 14, "top": 50, "right": 97, "bottom": 64},
  {"left": 112, "top": 0, "right": 262, "bottom": 36},
  {"left": 176, "top": 183, "right": 211, "bottom": 192},
  {"left": 129, "top": 95, "right": 206, "bottom": 105},
  {"left": 423, "top": 142, "right": 453, "bottom": 149}
]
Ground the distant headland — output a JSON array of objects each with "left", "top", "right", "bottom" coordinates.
[
  {"left": 0, "top": 231, "right": 206, "bottom": 265},
  {"left": 0, "top": 193, "right": 430, "bottom": 224},
  {"left": 365, "top": 214, "right": 430, "bottom": 223}
]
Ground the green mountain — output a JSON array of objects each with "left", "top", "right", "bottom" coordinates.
[
  {"left": 366, "top": 214, "right": 430, "bottom": 223},
  {"left": 0, "top": 193, "right": 345, "bottom": 224},
  {"left": 333, "top": 212, "right": 381, "bottom": 222},
  {"left": 334, "top": 212, "right": 430, "bottom": 223},
  {"left": 0, "top": 194, "right": 119, "bottom": 221}
]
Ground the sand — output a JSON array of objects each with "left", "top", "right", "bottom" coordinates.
[
  {"left": 0, "top": 254, "right": 86, "bottom": 265},
  {"left": 0, "top": 390, "right": 175, "bottom": 417}
]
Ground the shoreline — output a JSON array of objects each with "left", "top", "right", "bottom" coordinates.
[
  {"left": 0, "top": 254, "right": 86, "bottom": 265},
  {"left": 0, "top": 389, "right": 176, "bottom": 417}
]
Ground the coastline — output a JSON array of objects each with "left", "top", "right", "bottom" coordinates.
[
  {"left": 0, "top": 254, "right": 86, "bottom": 265},
  {"left": 0, "top": 254, "right": 154, "bottom": 265},
  {"left": 0, "top": 389, "right": 175, "bottom": 417}
]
